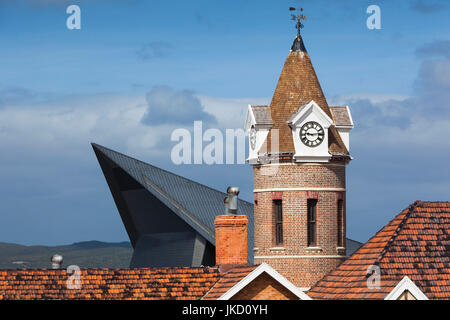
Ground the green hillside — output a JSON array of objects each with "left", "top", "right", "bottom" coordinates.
[{"left": 0, "top": 241, "right": 133, "bottom": 269}]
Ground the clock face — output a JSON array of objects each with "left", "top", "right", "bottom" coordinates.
[
  {"left": 300, "top": 121, "right": 324, "bottom": 147},
  {"left": 250, "top": 126, "right": 257, "bottom": 150}
]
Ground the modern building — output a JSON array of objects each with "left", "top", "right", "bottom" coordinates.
[
  {"left": 0, "top": 212, "right": 311, "bottom": 300},
  {"left": 92, "top": 143, "right": 360, "bottom": 269}
]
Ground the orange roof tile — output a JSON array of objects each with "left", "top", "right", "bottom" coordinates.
[
  {"left": 308, "top": 201, "right": 450, "bottom": 300},
  {"left": 0, "top": 265, "right": 267, "bottom": 300},
  {"left": 202, "top": 265, "right": 259, "bottom": 300},
  {"left": 0, "top": 267, "right": 221, "bottom": 300}
]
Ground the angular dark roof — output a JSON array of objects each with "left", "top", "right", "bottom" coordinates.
[
  {"left": 92, "top": 143, "right": 359, "bottom": 267},
  {"left": 92, "top": 143, "right": 254, "bottom": 263},
  {"left": 308, "top": 201, "right": 450, "bottom": 300}
]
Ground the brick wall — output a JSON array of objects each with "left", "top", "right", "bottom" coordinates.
[
  {"left": 253, "top": 162, "right": 347, "bottom": 288},
  {"left": 214, "top": 215, "right": 248, "bottom": 266},
  {"left": 230, "top": 272, "right": 299, "bottom": 300}
]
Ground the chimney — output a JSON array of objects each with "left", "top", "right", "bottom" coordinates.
[
  {"left": 214, "top": 186, "right": 248, "bottom": 266},
  {"left": 51, "top": 254, "right": 63, "bottom": 269}
]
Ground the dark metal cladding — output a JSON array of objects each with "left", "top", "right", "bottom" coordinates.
[
  {"left": 91, "top": 143, "right": 360, "bottom": 267},
  {"left": 291, "top": 35, "right": 307, "bottom": 52},
  {"left": 91, "top": 143, "right": 254, "bottom": 267}
]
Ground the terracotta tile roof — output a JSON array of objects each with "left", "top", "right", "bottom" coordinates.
[
  {"left": 330, "top": 106, "right": 353, "bottom": 127},
  {"left": 264, "top": 37, "right": 348, "bottom": 156},
  {"left": 0, "top": 265, "right": 267, "bottom": 300},
  {"left": 0, "top": 267, "right": 221, "bottom": 300},
  {"left": 202, "top": 265, "right": 259, "bottom": 300},
  {"left": 308, "top": 201, "right": 450, "bottom": 300}
]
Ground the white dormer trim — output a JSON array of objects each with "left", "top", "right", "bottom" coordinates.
[
  {"left": 244, "top": 104, "right": 256, "bottom": 131},
  {"left": 333, "top": 105, "right": 354, "bottom": 129},
  {"left": 218, "top": 263, "right": 312, "bottom": 300},
  {"left": 384, "top": 276, "right": 429, "bottom": 300},
  {"left": 333, "top": 105, "right": 353, "bottom": 151},
  {"left": 245, "top": 105, "right": 271, "bottom": 163},
  {"left": 288, "top": 100, "right": 333, "bottom": 163},
  {"left": 287, "top": 100, "right": 333, "bottom": 128}
]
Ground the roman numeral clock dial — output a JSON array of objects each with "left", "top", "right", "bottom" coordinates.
[{"left": 300, "top": 121, "right": 324, "bottom": 147}]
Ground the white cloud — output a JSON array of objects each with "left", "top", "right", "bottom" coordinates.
[
  {"left": 198, "top": 95, "right": 269, "bottom": 129},
  {"left": 0, "top": 89, "right": 261, "bottom": 165}
]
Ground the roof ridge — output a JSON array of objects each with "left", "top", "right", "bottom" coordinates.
[
  {"left": 2, "top": 266, "right": 217, "bottom": 272},
  {"left": 374, "top": 201, "right": 422, "bottom": 266},
  {"left": 91, "top": 143, "right": 252, "bottom": 206}
]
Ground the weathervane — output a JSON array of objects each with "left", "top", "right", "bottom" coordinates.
[{"left": 289, "top": 7, "right": 307, "bottom": 37}]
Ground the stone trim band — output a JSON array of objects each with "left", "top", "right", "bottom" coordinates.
[
  {"left": 255, "top": 255, "right": 346, "bottom": 259},
  {"left": 253, "top": 187, "right": 346, "bottom": 193}
]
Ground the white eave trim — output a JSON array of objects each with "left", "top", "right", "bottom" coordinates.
[
  {"left": 335, "top": 125, "right": 353, "bottom": 130},
  {"left": 384, "top": 276, "right": 429, "bottom": 300},
  {"left": 287, "top": 100, "right": 333, "bottom": 128},
  {"left": 245, "top": 104, "right": 256, "bottom": 131},
  {"left": 218, "top": 263, "right": 312, "bottom": 300},
  {"left": 345, "top": 105, "right": 354, "bottom": 127}
]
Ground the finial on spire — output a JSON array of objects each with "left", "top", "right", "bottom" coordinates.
[
  {"left": 289, "top": 7, "right": 307, "bottom": 52},
  {"left": 289, "top": 7, "right": 307, "bottom": 38}
]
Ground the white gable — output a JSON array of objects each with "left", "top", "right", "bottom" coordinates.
[
  {"left": 288, "top": 100, "right": 333, "bottom": 162},
  {"left": 245, "top": 105, "right": 272, "bottom": 163},
  {"left": 218, "top": 263, "right": 312, "bottom": 300},
  {"left": 288, "top": 100, "right": 333, "bottom": 128},
  {"left": 384, "top": 276, "right": 429, "bottom": 300}
]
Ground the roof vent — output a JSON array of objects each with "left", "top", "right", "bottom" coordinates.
[
  {"left": 51, "top": 254, "right": 63, "bottom": 269},
  {"left": 224, "top": 186, "right": 239, "bottom": 215}
]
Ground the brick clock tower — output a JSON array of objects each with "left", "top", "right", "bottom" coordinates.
[{"left": 245, "top": 28, "right": 354, "bottom": 289}]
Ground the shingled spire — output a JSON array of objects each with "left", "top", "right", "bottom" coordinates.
[
  {"left": 249, "top": 12, "right": 353, "bottom": 289},
  {"left": 266, "top": 33, "right": 345, "bottom": 154}
]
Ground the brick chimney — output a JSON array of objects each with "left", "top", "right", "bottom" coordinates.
[
  {"left": 215, "top": 215, "right": 248, "bottom": 265},
  {"left": 214, "top": 186, "right": 248, "bottom": 266}
]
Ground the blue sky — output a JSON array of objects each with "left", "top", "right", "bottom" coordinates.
[{"left": 0, "top": 0, "right": 449, "bottom": 245}]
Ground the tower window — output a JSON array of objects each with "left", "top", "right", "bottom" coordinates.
[
  {"left": 337, "top": 200, "right": 344, "bottom": 247},
  {"left": 274, "top": 200, "right": 283, "bottom": 245},
  {"left": 307, "top": 199, "right": 317, "bottom": 247}
]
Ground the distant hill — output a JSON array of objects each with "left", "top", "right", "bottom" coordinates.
[
  {"left": 0, "top": 241, "right": 133, "bottom": 269},
  {"left": 0, "top": 239, "right": 363, "bottom": 270}
]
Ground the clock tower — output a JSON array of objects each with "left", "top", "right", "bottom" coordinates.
[{"left": 245, "top": 29, "right": 353, "bottom": 289}]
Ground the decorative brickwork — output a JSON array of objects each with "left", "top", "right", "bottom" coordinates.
[
  {"left": 249, "top": 35, "right": 351, "bottom": 290},
  {"left": 230, "top": 272, "right": 299, "bottom": 300},
  {"left": 214, "top": 215, "right": 248, "bottom": 266},
  {"left": 253, "top": 163, "right": 347, "bottom": 288}
]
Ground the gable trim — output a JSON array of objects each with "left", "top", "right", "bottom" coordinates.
[
  {"left": 217, "top": 263, "right": 312, "bottom": 300},
  {"left": 245, "top": 104, "right": 256, "bottom": 131},
  {"left": 287, "top": 100, "right": 333, "bottom": 128},
  {"left": 384, "top": 276, "right": 429, "bottom": 300}
]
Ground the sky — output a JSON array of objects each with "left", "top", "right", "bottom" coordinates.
[{"left": 0, "top": 0, "right": 449, "bottom": 245}]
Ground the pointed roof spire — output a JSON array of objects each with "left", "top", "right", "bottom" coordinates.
[
  {"left": 291, "top": 35, "right": 307, "bottom": 52},
  {"left": 289, "top": 7, "right": 307, "bottom": 52},
  {"left": 262, "top": 9, "right": 349, "bottom": 155}
]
